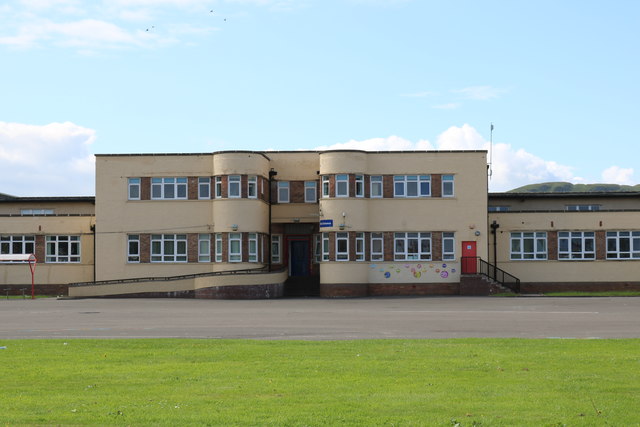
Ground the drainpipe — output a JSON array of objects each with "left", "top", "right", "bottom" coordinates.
[
  {"left": 90, "top": 223, "right": 96, "bottom": 282},
  {"left": 268, "top": 169, "right": 278, "bottom": 272},
  {"left": 490, "top": 220, "right": 500, "bottom": 280}
]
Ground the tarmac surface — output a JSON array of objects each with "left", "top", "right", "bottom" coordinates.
[{"left": 1, "top": 296, "right": 639, "bottom": 340}]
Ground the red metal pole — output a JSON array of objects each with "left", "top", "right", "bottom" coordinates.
[{"left": 29, "top": 255, "right": 37, "bottom": 300}]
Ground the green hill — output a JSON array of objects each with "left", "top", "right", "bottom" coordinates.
[{"left": 508, "top": 182, "right": 640, "bottom": 193}]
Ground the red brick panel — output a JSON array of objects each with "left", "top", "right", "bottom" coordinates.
[
  {"left": 140, "top": 234, "right": 150, "bottom": 263},
  {"left": 188, "top": 177, "right": 199, "bottom": 200},
  {"left": 348, "top": 231, "right": 356, "bottom": 261},
  {"left": 431, "top": 174, "right": 442, "bottom": 198},
  {"left": 383, "top": 175, "right": 394, "bottom": 198},
  {"left": 141, "top": 177, "right": 151, "bottom": 200},
  {"left": 348, "top": 174, "right": 356, "bottom": 198},
  {"left": 241, "top": 175, "right": 248, "bottom": 199},
  {"left": 547, "top": 231, "right": 558, "bottom": 261},
  {"left": 242, "top": 233, "right": 249, "bottom": 262},
  {"left": 364, "top": 175, "right": 371, "bottom": 198},
  {"left": 432, "top": 231, "right": 442, "bottom": 262},
  {"left": 596, "top": 231, "right": 606, "bottom": 260},
  {"left": 290, "top": 181, "right": 305, "bottom": 203},
  {"left": 187, "top": 233, "right": 199, "bottom": 263},
  {"left": 221, "top": 175, "right": 229, "bottom": 198},
  {"left": 329, "top": 175, "right": 336, "bottom": 198},
  {"left": 383, "top": 231, "right": 394, "bottom": 261},
  {"left": 35, "top": 235, "right": 46, "bottom": 264},
  {"left": 328, "top": 232, "right": 336, "bottom": 262}
]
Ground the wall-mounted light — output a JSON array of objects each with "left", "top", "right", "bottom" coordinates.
[
  {"left": 339, "top": 224, "right": 345, "bottom": 230},
  {"left": 231, "top": 224, "right": 238, "bottom": 231},
  {"left": 474, "top": 230, "right": 481, "bottom": 236}
]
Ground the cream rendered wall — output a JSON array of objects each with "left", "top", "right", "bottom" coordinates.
[
  {"left": 212, "top": 152, "right": 270, "bottom": 176},
  {"left": 267, "top": 152, "right": 320, "bottom": 181},
  {"left": 0, "top": 201, "right": 94, "bottom": 215},
  {"left": 489, "top": 196, "right": 640, "bottom": 211},
  {"left": 490, "top": 211, "right": 640, "bottom": 283}
]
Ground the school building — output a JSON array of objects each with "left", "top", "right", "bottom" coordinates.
[{"left": 1, "top": 150, "right": 639, "bottom": 298}]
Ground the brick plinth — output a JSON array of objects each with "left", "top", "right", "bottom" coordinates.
[
  {"left": 1, "top": 284, "right": 69, "bottom": 297},
  {"left": 459, "top": 275, "right": 491, "bottom": 295},
  {"left": 320, "top": 283, "right": 368, "bottom": 298},
  {"left": 368, "top": 283, "right": 459, "bottom": 296},
  {"left": 521, "top": 282, "right": 640, "bottom": 294},
  {"left": 195, "top": 283, "right": 284, "bottom": 299}
]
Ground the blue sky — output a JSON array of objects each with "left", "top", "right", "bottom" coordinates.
[{"left": 1, "top": 0, "right": 638, "bottom": 196}]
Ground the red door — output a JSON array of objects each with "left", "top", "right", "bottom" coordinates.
[{"left": 462, "top": 241, "right": 477, "bottom": 274}]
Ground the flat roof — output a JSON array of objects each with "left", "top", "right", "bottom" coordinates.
[
  {"left": 489, "top": 192, "right": 640, "bottom": 199},
  {"left": 0, "top": 196, "right": 95, "bottom": 204},
  {"left": 96, "top": 149, "right": 487, "bottom": 157}
]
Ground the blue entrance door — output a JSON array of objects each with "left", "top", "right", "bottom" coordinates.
[{"left": 289, "top": 240, "right": 310, "bottom": 276}]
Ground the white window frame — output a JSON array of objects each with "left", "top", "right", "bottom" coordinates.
[
  {"left": 128, "top": 178, "right": 141, "bottom": 200},
  {"left": 566, "top": 205, "right": 600, "bottom": 212},
  {"left": 355, "top": 232, "right": 365, "bottom": 261},
  {"left": 304, "top": 181, "right": 317, "bottom": 203},
  {"left": 151, "top": 177, "right": 188, "bottom": 200},
  {"left": 271, "top": 235, "right": 281, "bottom": 264},
  {"left": 313, "top": 234, "right": 321, "bottom": 263},
  {"left": 127, "top": 234, "right": 140, "bottom": 263},
  {"left": 510, "top": 232, "right": 547, "bottom": 260},
  {"left": 215, "top": 234, "right": 223, "bottom": 262},
  {"left": 1, "top": 235, "right": 35, "bottom": 259},
  {"left": 247, "top": 175, "right": 258, "bottom": 199},
  {"left": 21, "top": 209, "right": 54, "bottom": 215},
  {"left": 606, "top": 231, "right": 640, "bottom": 259},
  {"left": 215, "top": 177, "right": 222, "bottom": 198},
  {"left": 370, "top": 175, "right": 383, "bottom": 198},
  {"left": 150, "top": 234, "right": 187, "bottom": 263},
  {"left": 355, "top": 175, "right": 364, "bottom": 198},
  {"left": 229, "top": 233, "right": 242, "bottom": 262},
  {"left": 442, "top": 232, "right": 455, "bottom": 260},
  {"left": 558, "top": 231, "right": 595, "bottom": 260},
  {"left": 336, "top": 232, "right": 349, "bottom": 261},
  {"left": 370, "top": 232, "right": 383, "bottom": 261},
  {"left": 46, "top": 235, "right": 81, "bottom": 263},
  {"left": 442, "top": 175, "right": 454, "bottom": 197},
  {"left": 198, "top": 234, "right": 211, "bottom": 262},
  {"left": 198, "top": 177, "right": 211, "bottom": 200},
  {"left": 394, "top": 232, "right": 431, "bottom": 261},
  {"left": 248, "top": 233, "right": 258, "bottom": 262},
  {"left": 488, "top": 206, "right": 510, "bottom": 212},
  {"left": 322, "top": 233, "right": 330, "bottom": 261},
  {"left": 393, "top": 175, "right": 430, "bottom": 198},
  {"left": 322, "top": 176, "right": 330, "bottom": 198},
  {"left": 335, "top": 174, "right": 349, "bottom": 197},
  {"left": 228, "top": 175, "right": 241, "bottom": 198},
  {"left": 277, "top": 182, "right": 290, "bottom": 203}
]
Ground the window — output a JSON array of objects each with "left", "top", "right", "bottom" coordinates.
[
  {"left": 305, "top": 181, "right": 317, "bottom": 203},
  {"left": 322, "top": 233, "right": 330, "bottom": 261},
  {"left": 370, "top": 176, "right": 383, "bottom": 198},
  {"left": 606, "top": 231, "right": 640, "bottom": 259},
  {"left": 322, "top": 176, "right": 330, "bottom": 198},
  {"left": 229, "top": 233, "right": 242, "bottom": 262},
  {"left": 566, "top": 205, "right": 600, "bottom": 211},
  {"left": 151, "top": 234, "right": 187, "bottom": 262},
  {"left": 248, "top": 176, "right": 258, "bottom": 198},
  {"left": 558, "top": 231, "right": 595, "bottom": 260},
  {"left": 394, "top": 175, "right": 430, "bottom": 197},
  {"left": 128, "top": 178, "right": 140, "bottom": 200},
  {"left": 313, "top": 234, "right": 321, "bottom": 263},
  {"left": 355, "top": 175, "right": 364, "bottom": 197},
  {"left": 442, "top": 232, "right": 455, "bottom": 260},
  {"left": 198, "top": 234, "right": 211, "bottom": 262},
  {"left": 510, "top": 232, "right": 547, "bottom": 260},
  {"left": 336, "top": 232, "right": 349, "bottom": 261},
  {"left": 1, "top": 235, "right": 35, "bottom": 258},
  {"left": 127, "top": 235, "right": 140, "bottom": 263},
  {"left": 215, "top": 234, "right": 223, "bottom": 262},
  {"left": 488, "top": 206, "right": 510, "bottom": 212},
  {"left": 151, "top": 177, "right": 187, "bottom": 200},
  {"left": 46, "top": 236, "right": 80, "bottom": 263},
  {"left": 394, "top": 232, "right": 431, "bottom": 261},
  {"left": 355, "top": 232, "right": 365, "bottom": 261},
  {"left": 442, "top": 175, "right": 454, "bottom": 197},
  {"left": 277, "top": 182, "right": 290, "bottom": 203},
  {"left": 336, "top": 174, "right": 349, "bottom": 197},
  {"left": 370, "top": 233, "right": 383, "bottom": 261},
  {"left": 20, "top": 209, "right": 54, "bottom": 215},
  {"left": 198, "top": 178, "right": 210, "bottom": 199},
  {"left": 215, "top": 177, "right": 222, "bottom": 198},
  {"left": 228, "top": 175, "right": 241, "bottom": 198},
  {"left": 271, "top": 235, "right": 281, "bottom": 263},
  {"left": 248, "top": 233, "right": 258, "bottom": 262}
]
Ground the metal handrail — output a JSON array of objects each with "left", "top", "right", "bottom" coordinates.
[
  {"left": 69, "top": 265, "right": 280, "bottom": 287},
  {"left": 461, "top": 257, "right": 520, "bottom": 293}
]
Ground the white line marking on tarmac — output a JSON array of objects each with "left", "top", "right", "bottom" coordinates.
[{"left": 390, "top": 310, "right": 599, "bottom": 314}]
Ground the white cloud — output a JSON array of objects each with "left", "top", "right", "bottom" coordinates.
[
  {"left": 601, "top": 166, "right": 634, "bottom": 185},
  {"left": 315, "top": 135, "right": 433, "bottom": 151},
  {"left": 432, "top": 103, "right": 460, "bottom": 110},
  {"left": 0, "top": 121, "right": 95, "bottom": 196},
  {"left": 452, "top": 85, "right": 505, "bottom": 101}
]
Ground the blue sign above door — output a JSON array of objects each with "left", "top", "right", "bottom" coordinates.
[{"left": 319, "top": 219, "right": 333, "bottom": 228}]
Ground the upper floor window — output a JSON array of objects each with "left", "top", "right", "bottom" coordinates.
[
  {"left": 488, "top": 206, "right": 510, "bottom": 212},
  {"left": 606, "top": 231, "right": 640, "bottom": 259},
  {"left": 228, "top": 175, "right": 241, "bottom": 198},
  {"left": 394, "top": 232, "right": 431, "bottom": 261},
  {"left": 46, "top": 235, "right": 80, "bottom": 263},
  {"left": 277, "top": 182, "right": 290, "bottom": 203},
  {"left": 566, "top": 205, "right": 600, "bottom": 211},
  {"left": 198, "top": 177, "right": 210, "bottom": 199},
  {"left": 355, "top": 175, "right": 364, "bottom": 197},
  {"left": 442, "top": 232, "right": 455, "bottom": 260},
  {"left": 510, "top": 232, "right": 547, "bottom": 260},
  {"left": 20, "top": 209, "right": 54, "bottom": 215},
  {"left": 558, "top": 231, "right": 594, "bottom": 260},
  {"left": 128, "top": 178, "right": 140, "bottom": 200},
  {"left": 336, "top": 174, "right": 349, "bottom": 197},
  {"left": 321, "top": 176, "right": 330, "bottom": 198},
  {"left": 305, "top": 181, "right": 317, "bottom": 203},
  {"left": 1, "top": 235, "right": 35, "bottom": 257},
  {"left": 215, "top": 177, "right": 222, "bottom": 198},
  {"left": 151, "top": 177, "right": 187, "bottom": 200},
  {"left": 151, "top": 234, "right": 187, "bottom": 262},
  {"left": 394, "top": 175, "right": 430, "bottom": 198},
  {"left": 248, "top": 176, "right": 258, "bottom": 198},
  {"left": 370, "top": 176, "right": 383, "bottom": 198},
  {"left": 442, "top": 175, "right": 454, "bottom": 197}
]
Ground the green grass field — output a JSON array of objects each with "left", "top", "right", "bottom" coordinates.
[{"left": 1, "top": 339, "right": 639, "bottom": 426}]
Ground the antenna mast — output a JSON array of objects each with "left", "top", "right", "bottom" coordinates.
[{"left": 489, "top": 123, "right": 494, "bottom": 179}]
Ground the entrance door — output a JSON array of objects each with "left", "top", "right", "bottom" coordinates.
[
  {"left": 462, "top": 241, "right": 477, "bottom": 274},
  {"left": 289, "top": 240, "right": 310, "bottom": 276}
]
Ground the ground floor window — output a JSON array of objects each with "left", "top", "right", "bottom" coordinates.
[
  {"left": 46, "top": 236, "right": 80, "bottom": 263},
  {"left": 606, "top": 231, "right": 640, "bottom": 259},
  {"left": 1, "top": 235, "right": 35, "bottom": 257},
  {"left": 229, "top": 233, "right": 242, "bottom": 262},
  {"left": 127, "top": 235, "right": 140, "bottom": 262},
  {"left": 510, "top": 232, "right": 547, "bottom": 260},
  {"left": 248, "top": 233, "right": 258, "bottom": 262},
  {"left": 558, "top": 231, "right": 595, "bottom": 260},
  {"left": 271, "top": 235, "right": 281, "bottom": 264},
  {"left": 336, "top": 232, "right": 349, "bottom": 261},
  {"left": 198, "top": 234, "right": 211, "bottom": 262},
  {"left": 355, "top": 232, "right": 365, "bottom": 261},
  {"left": 151, "top": 234, "right": 187, "bottom": 262},
  {"left": 370, "top": 233, "right": 383, "bottom": 261},
  {"left": 442, "top": 232, "right": 455, "bottom": 260},
  {"left": 394, "top": 232, "right": 431, "bottom": 261}
]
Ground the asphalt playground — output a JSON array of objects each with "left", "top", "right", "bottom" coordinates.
[{"left": 1, "top": 296, "right": 639, "bottom": 340}]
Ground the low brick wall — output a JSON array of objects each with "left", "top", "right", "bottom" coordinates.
[
  {"left": 522, "top": 282, "right": 640, "bottom": 294},
  {"left": 195, "top": 283, "right": 284, "bottom": 299},
  {"left": 1, "top": 284, "right": 69, "bottom": 297},
  {"left": 320, "top": 283, "right": 368, "bottom": 298},
  {"left": 96, "top": 291, "right": 195, "bottom": 298},
  {"left": 321, "top": 282, "right": 460, "bottom": 297}
]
